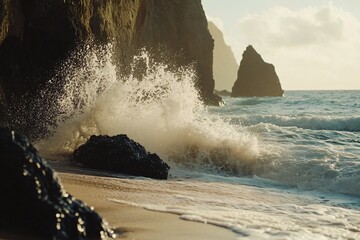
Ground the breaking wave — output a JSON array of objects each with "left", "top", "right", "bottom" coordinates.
[
  {"left": 37, "top": 43, "right": 261, "bottom": 175},
  {"left": 231, "top": 115, "right": 360, "bottom": 132},
  {"left": 33, "top": 42, "right": 360, "bottom": 198}
]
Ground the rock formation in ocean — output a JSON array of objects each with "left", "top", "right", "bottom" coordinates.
[
  {"left": 0, "top": 0, "right": 220, "bottom": 135},
  {"left": 73, "top": 134, "right": 170, "bottom": 180},
  {"left": 231, "top": 45, "right": 284, "bottom": 97},
  {"left": 208, "top": 22, "right": 239, "bottom": 92},
  {"left": 0, "top": 128, "right": 114, "bottom": 239}
]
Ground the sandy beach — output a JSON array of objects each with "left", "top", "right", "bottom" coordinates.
[{"left": 58, "top": 169, "right": 237, "bottom": 240}]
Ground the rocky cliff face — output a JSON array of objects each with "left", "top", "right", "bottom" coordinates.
[
  {"left": 231, "top": 45, "right": 284, "bottom": 97},
  {"left": 133, "top": 0, "right": 218, "bottom": 104},
  {"left": 208, "top": 22, "right": 238, "bottom": 92},
  {"left": 0, "top": 0, "right": 218, "bottom": 134}
]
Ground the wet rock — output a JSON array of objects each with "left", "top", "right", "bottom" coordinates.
[
  {"left": 74, "top": 135, "right": 170, "bottom": 180},
  {"left": 0, "top": 128, "right": 114, "bottom": 239},
  {"left": 0, "top": 0, "right": 219, "bottom": 137},
  {"left": 134, "top": 0, "right": 218, "bottom": 105},
  {"left": 231, "top": 45, "right": 284, "bottom": 97},
  {"left": 205, "top": 93, "right": 224, "bottom": 106}
]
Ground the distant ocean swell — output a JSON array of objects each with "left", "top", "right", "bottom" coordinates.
[
  {"left": 35, "top": 43, "right": 360, "bottom": 198},
  {"left": 229, "top": 115, "right": 360, "bottom": 132}
]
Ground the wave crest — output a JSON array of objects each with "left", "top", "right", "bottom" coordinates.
[
  {"left": 37, "top": 43, "right": 260, "bottom": 175},
  {"left": 232, "top": 115, "right": 360, "bottom": 132}
]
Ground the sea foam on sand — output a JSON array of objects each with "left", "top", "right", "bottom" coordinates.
[{"left": 59, "top": 168, "right": 360, "bottom": 240}]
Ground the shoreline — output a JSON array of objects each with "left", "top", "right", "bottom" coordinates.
[{"left": 58, "top": 170, "right": 237, "bottom": 240}]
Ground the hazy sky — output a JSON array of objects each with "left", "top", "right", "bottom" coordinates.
[{"left": 202, "top": 0, "right": 360, "bottom": 90}]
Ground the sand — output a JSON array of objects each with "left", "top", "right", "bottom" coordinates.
[{"left": 58, "top": 170, "right": 237, "bottom": 240}]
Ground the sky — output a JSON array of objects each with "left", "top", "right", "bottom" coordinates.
[{"left": 202, "top": 0, "right": 360, "bottom": 90}]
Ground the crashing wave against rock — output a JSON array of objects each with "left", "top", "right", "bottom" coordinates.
[
  {"left": 0, "top": 0, "right": 220, "bottom": 138},
  {"left": 73, "top": 134, "right": 170, "bottom": 180}
]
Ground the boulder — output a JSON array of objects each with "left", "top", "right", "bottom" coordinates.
[
  {"left": 231, "top": 45, "right": 284, "bottom": 97},
  {"left": 0, "top": 128, "right": 114, "bottom": 239},
  {"left": 73, "top": 135, "right": 170, "bottom": 180},
  {"left": 208, "top": 22, "right": 239, "bottom": 92}
]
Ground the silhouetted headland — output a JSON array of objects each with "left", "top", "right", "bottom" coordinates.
[{"left": 208, "top": 21, "right": 238, "bottom": 92}]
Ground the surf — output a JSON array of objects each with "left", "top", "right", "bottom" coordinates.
[
  {"left": 34, "top": 42, "right": 360, "bottom": 198},
  {"left": 37, "top": 42, "right": 261, "bottom": 176}
]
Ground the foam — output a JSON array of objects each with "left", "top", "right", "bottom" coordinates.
[
  {"left": 106, "top": 176, "right": 360, "bottom": 240},
  {"left": 35, "top": 42, "right": 360, "bottom": 197},
  {"left": 37, "top": 43, "right": 260, "bottom": 175},
  {"left": 231, "top": 114, "right": 360, "bottom": 132}
]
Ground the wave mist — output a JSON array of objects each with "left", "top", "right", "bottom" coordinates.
[{"left": 37, "top": 43, "right": 260, "bottom": 175}]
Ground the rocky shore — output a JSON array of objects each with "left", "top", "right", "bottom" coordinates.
[
  {"left": 0, "top": 0, "right": 221, "bottom": 138},
  {"left": 0, "top": 128, "right": 114, "bottom": 239}
]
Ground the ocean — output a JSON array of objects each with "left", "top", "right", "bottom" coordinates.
[{"left": 37, "top": 44, "right": 360, "bottom": 239}]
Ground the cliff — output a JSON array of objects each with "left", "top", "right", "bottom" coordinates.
[
  {"left": 208, "top": 22, "right": 238, "bottom": 92},
  {"left": 134, "top": 1, "right": 217, "bottom": 104},
  {"left": 0, "top": 0, "right": 219, "bottom": 134},
  {"left": 231, "top": 45, "right": 284, "bottom": 97}
]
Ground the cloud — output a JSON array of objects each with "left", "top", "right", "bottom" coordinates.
[
  {"left": 238, "top": 3, "right": 360, "bottom": 47},
  {"left": 235, "top": 3, "right": 360, "bottom": 90}
]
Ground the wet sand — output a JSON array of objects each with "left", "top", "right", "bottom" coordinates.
[{"left": 59, "top": 171, "right": 237, "bottom": 240}]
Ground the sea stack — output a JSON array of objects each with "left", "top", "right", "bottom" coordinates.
[
  {"left": 231, "top": 45, "right": 284, "bottom": 97},
  {"left": 208, "top": 22, "right": 238, "bottom": 92}
]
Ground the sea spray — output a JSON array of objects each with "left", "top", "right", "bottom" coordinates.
[
  {"left": 34, "top": 42, "right": 360, "bottom": 197},
  {"left": 214, "top": 93, "right": 360, "bottom": 197},
  {"left": 37, "top": 43, "right": 260, "bottom": 175},
  {"left": 36, "top": 43, "right": 117, "bottom": 155}
]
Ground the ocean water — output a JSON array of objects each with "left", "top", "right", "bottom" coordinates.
[
  {"left": 37, "top": 43, "right": 360, "bottom": 239},
  {"left": 210, "top": 91, "right": 360, "bottom": 197}
]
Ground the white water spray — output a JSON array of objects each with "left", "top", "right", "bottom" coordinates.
[{"left": 38, "top": 43, "right": 260, "bottom": 175}]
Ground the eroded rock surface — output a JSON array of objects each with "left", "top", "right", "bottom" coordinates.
[
  {"left": 0, "top": 128, "right": 114, "bottom": 239},
  {"left": 74, "top": 134, "right": 170, "bottom": 180}
]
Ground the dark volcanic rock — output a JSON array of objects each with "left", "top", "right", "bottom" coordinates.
[
  {"left": 73, "top": 135, "right": 170, "bottom": 180},
  {"left": 231, "top": 45, "right": 284, "bottom": 97},
  {"left": 0, "top": 128, "right": 114, "bottom": 239}
]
